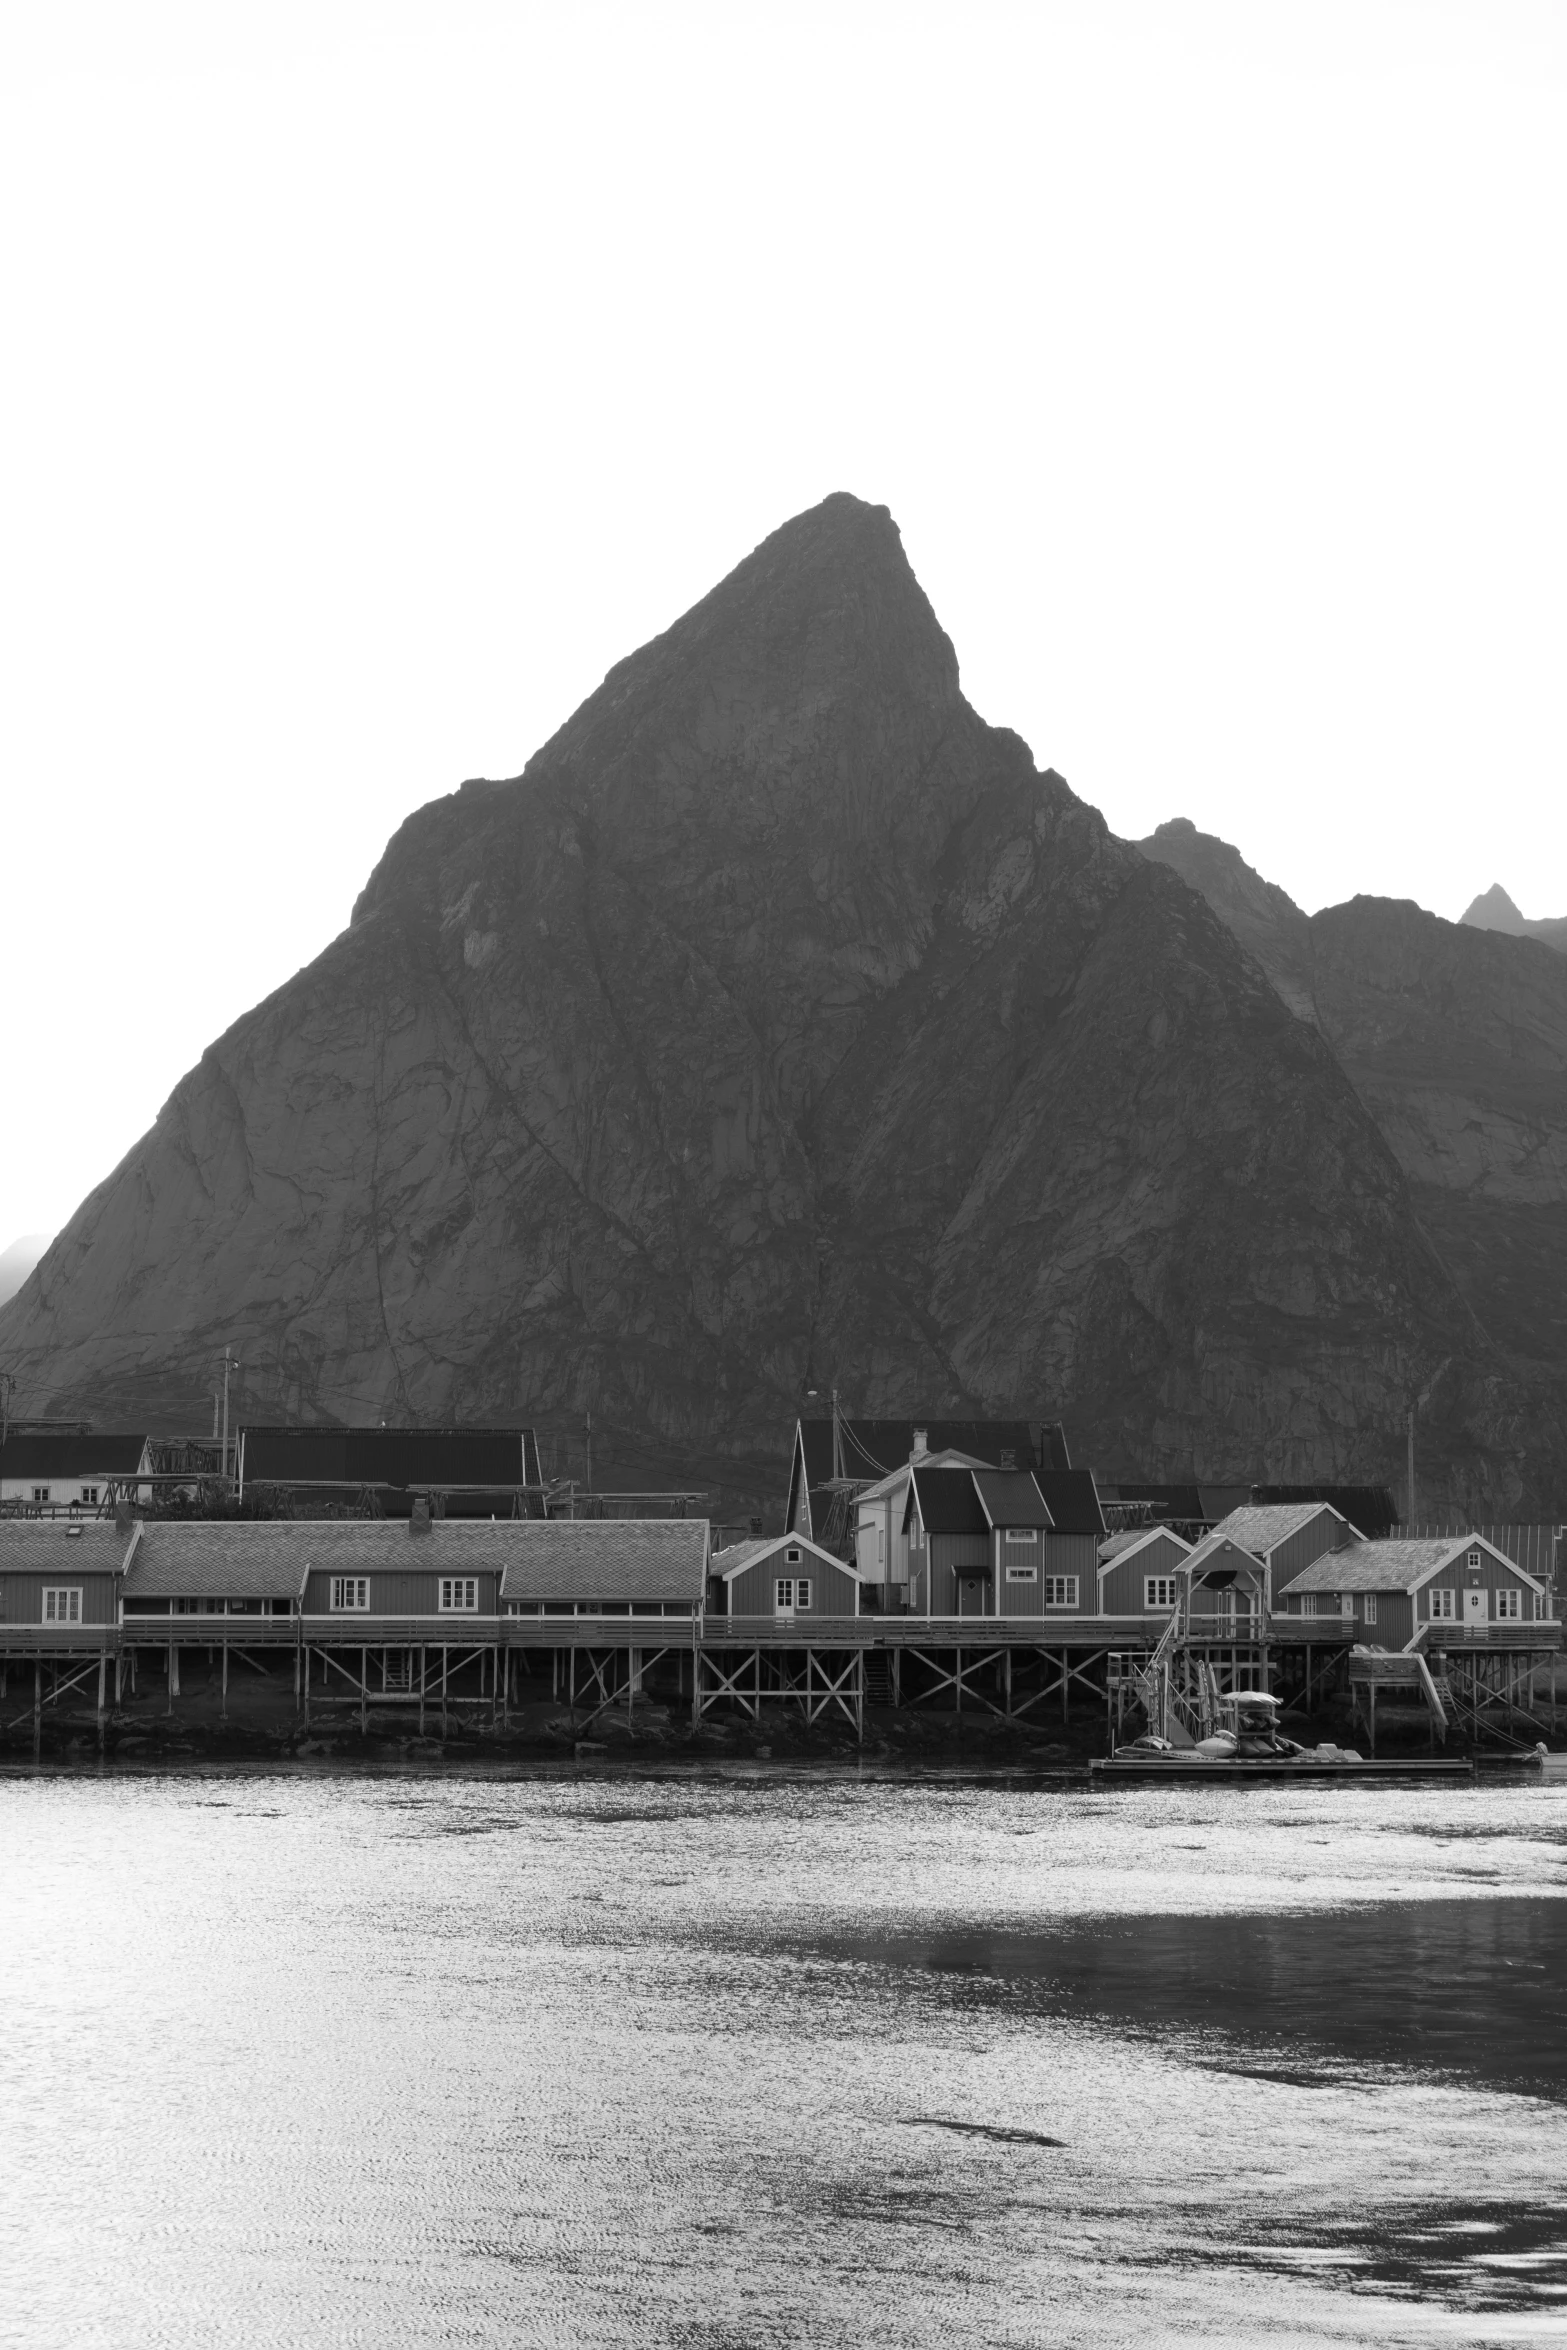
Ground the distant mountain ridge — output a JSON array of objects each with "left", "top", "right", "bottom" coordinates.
[
  {"left": 1460, "top": 883, "right": 1567, "bottom": 955},
  {"left": 1140, "top": 819, "right": 1567, "bottom": 1378},
  {"left": 0, "top": 501, "right": 1563, "bottom": 1516}
]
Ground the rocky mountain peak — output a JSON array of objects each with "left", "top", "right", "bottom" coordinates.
[
  {"left": 2, "top": 502, "right": 1563, "bottom": 1513},
  {"left": 1461, "top": 883, "right": 1567, "bottom": 954}
]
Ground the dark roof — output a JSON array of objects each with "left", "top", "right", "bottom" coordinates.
[
  {"left": 239, "top": 1426, "right": 542, "bottom": 1503},
  {"left": 1251, "top": 1485, "right": 1399, "bottom": 1540},
  {"left": 0, "top": 1521, "right": 130, "bottom": 1572},
  {"left": 972, "top": 1471, "right": 1052, "bottom": 1532},
  {"left": 1033, "top": 1471, "right": 1106, "bottom": 1537},
  {"left": 0, "top": 1433, "right": 149, "bottom": 1479},
  {"left": 790, "top": 1419, "right": 1040, "bottom": 1533},
  {"left": 907, "top": 1468, "right": 990, "bottom": 1537},
  {"left": 497, "top": 1521, "right": 708, "bottom": 1605},
  {"left": 1097, "top": 1482, "right": 1251, "bottom": 1524}
]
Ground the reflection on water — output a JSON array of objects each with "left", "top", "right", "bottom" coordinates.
[{"left": 2, "top": 1765, "right": 1566, "bottom": 2349}]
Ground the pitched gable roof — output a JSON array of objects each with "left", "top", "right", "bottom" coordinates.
[
  {"left": 711, "top": 1532, "right": 858, "bottom": 1582},
  {"left": 908, "top": 1467, "right": 990, "bottom": 1537},
  {"left": 972, "top": 1471, "right": 1052, "bottom": 1531},
  {"left": 0, "top": 1519, "right": 132, "bottom": 1572},
  {"left": 1033, "top": 1470, "right": 1106, "bottom": 1537},
  {"left": 1181, "top": 1533, "right": 1268, "bottom": 1582},
  {"left": 1210, "top": 1501, "right": 1349, "bottom": 1560},
  {"left": 122, "top": 1523, "right": 309, "bottom": 1601},
  {"left": 1284, "top": 1535, "right": 1543, "bottom": 1596},
  {"left": 496, "top": 1520, "right": 708, "bottom": 1604},
  {"left": 1098, "top": 1524, "right": 1193, "bottom": 1569}
]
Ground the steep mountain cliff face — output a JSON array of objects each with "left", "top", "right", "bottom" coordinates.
[
  {"left": 1141, "top": 820, "right": 1567, "bottom": 1380},
  {"left": 2, "top": 499, "right": 1562, "bottom": 1512}
]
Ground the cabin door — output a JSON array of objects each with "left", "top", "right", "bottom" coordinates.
[{"left": 1465, "top": 1587, "right": 1487, "bottom": 1626}]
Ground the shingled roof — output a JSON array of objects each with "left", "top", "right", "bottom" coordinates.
[
  {"left": 0, "top": 1520, "right": 131, "bottom": 1571},
  {"left": 1284, "top": 1536, "right": 1540, "bottom": 1595},
  {"left": 1210, "top": 1502, "right": 1351, "bottom": 1559},
  {"left": 497, "top": 1520, "right": 708, "bottom": 1605},
  {"left": 121, "top": 1523, "right": 311, "bottom": 1601}
]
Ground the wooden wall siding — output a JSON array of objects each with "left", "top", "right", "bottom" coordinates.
[
  {"left": 1267, "top": 1512, "right": 1349, "bottom": 1599},
  {"left": 1099, "top": 1532, "right": 1189, "bottom": 1617},
  {"left": 0, "top": 1571, "right": 120, "bottom": 1628},
  {"left": 929, "top": 1534, "right": 992, "bottom": 1615},
  {"left": 729, "top": 1552, "right": 859, "bottom": 1619},
  {"left": 996, "top": 1531, "right": 1046, "bottom": 1620},
  {"left": 1420, "top": 1550, "right": 1549, "bottom": 1620},
  {"left": 1045, "top": 1534, "right": 1098, "bottom": 1582},
  {"left": 302, "top": 1568, "right": 500, "bottom": 1616}
]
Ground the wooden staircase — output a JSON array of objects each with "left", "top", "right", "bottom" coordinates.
[{"left": 863, "top": 1653, "right": 893, "bottom": 1707}]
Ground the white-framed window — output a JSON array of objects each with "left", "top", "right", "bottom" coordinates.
[
  {"left": 1145, "top": 1576, "right": 1178, "bottom": 1609},
  {"left": 174, "top": 1596, "right": 222, "bottom": 1615},
  {"left": 1005, "top": 1562, "right": 1039, "bottom": 1585},
  {"left": 1495, "top": 1588, "right": 1521, "bottom": 1620},
  {"left": 33, "top": 1487, "right": 50, "bottom": 1504},
  {"left": 775, "top": 1577, "right": 811, "bottom": 1612},
  {"left": 785, "top": 1545, "right": 801, "bottom": 1565},
  {"left": 1363, "top": 1594, "right": 1377, "bottom": 1625},
  {"left": 330, "top": 1576, "right": 370, "bottom": 1612},
  {"left": 42, "top": 1588, "right": 82, "bottom": 1624},
  {"left": 80, "top": 1486, "right": 99, "bottom": 1506},
  {"left": 1467, "top": 1549, "right": 1481, "bottom": 1570},
  {"left": 1298, "top": 1594, "right": 1318, "bottom": 1617},
  {"left": 1429, "top": 1587, "right": 1456, "bottom": 1620},
  {"left": 1044, "top": 1575, "right": 1079, "bottom": 1607},
  {"left": 1005, "top": 1527, "right": 1040, "bottom": 1545},
  {"left": 439, "top": 1577, "right": 479, "bottom": 1613}
]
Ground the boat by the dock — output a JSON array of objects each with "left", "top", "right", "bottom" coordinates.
[{"left": 1091, "top": 1690, "right": 1474, "bottom": 1780}]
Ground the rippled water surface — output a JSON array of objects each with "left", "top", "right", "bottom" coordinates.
[{"left": 5, "top": 1765, "right": 1567, "bottom": 2348}]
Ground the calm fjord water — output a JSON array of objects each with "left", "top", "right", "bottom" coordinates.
[{"left": 4, "top": 1768, "right": 1567, "bottom": 2349}]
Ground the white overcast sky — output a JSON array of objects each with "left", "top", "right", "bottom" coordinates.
[{"left": 3, "top": 0, "right": 1564, "bottom": 1250}]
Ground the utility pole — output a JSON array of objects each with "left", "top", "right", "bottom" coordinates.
[
  {"left": 586, "top": 1410, "right": 593, "bottom": 1495},
  {"left": 1407, "top": 1406, "right": 1416, "bottom": 1529},
  {"left": 832, "top": 1386, "right": 844, "bottom": 1483},
  {"left": 220, "top": 1352, "right": 241, "bottom": 1489},
  {"left": 0, "top": 1370, "right": 12, "bottom": 1447}
]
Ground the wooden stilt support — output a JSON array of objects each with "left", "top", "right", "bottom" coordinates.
[
  {"left": 442, "top": 1646, "right": 449, "bottom": 1736},
  {"left": 33, "top": 1661, "right": 42, "bottom": 1760},
  {"left": 360, "top": 1647, "right": 368, "bottom": 1736},
  {"left": 98, "top": 1653, "right": 107, "bottom": 1751},
  {"left": 419, "top": 1646, "right": 426, "bottom": 1736},
  {"left": 221, "top": 1643, "right": 229, "bottom": 1722},
  {"left": 1062, "top": 1646, "right": 1069, "bottom": 1723},
  {"left": 1004, "top": 1648, "right": 1013, "bottom": 1720},
  {"left": 168, "top": 1641, "right": 177, "bottom": 1714}
]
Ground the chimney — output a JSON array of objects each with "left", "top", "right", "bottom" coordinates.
[
  {"left": 912, "top": 1428, "right": 928, "bottom": 1462},
  {"left": 408, "top": 1497, "right": 432, "bottom": 1538}
]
